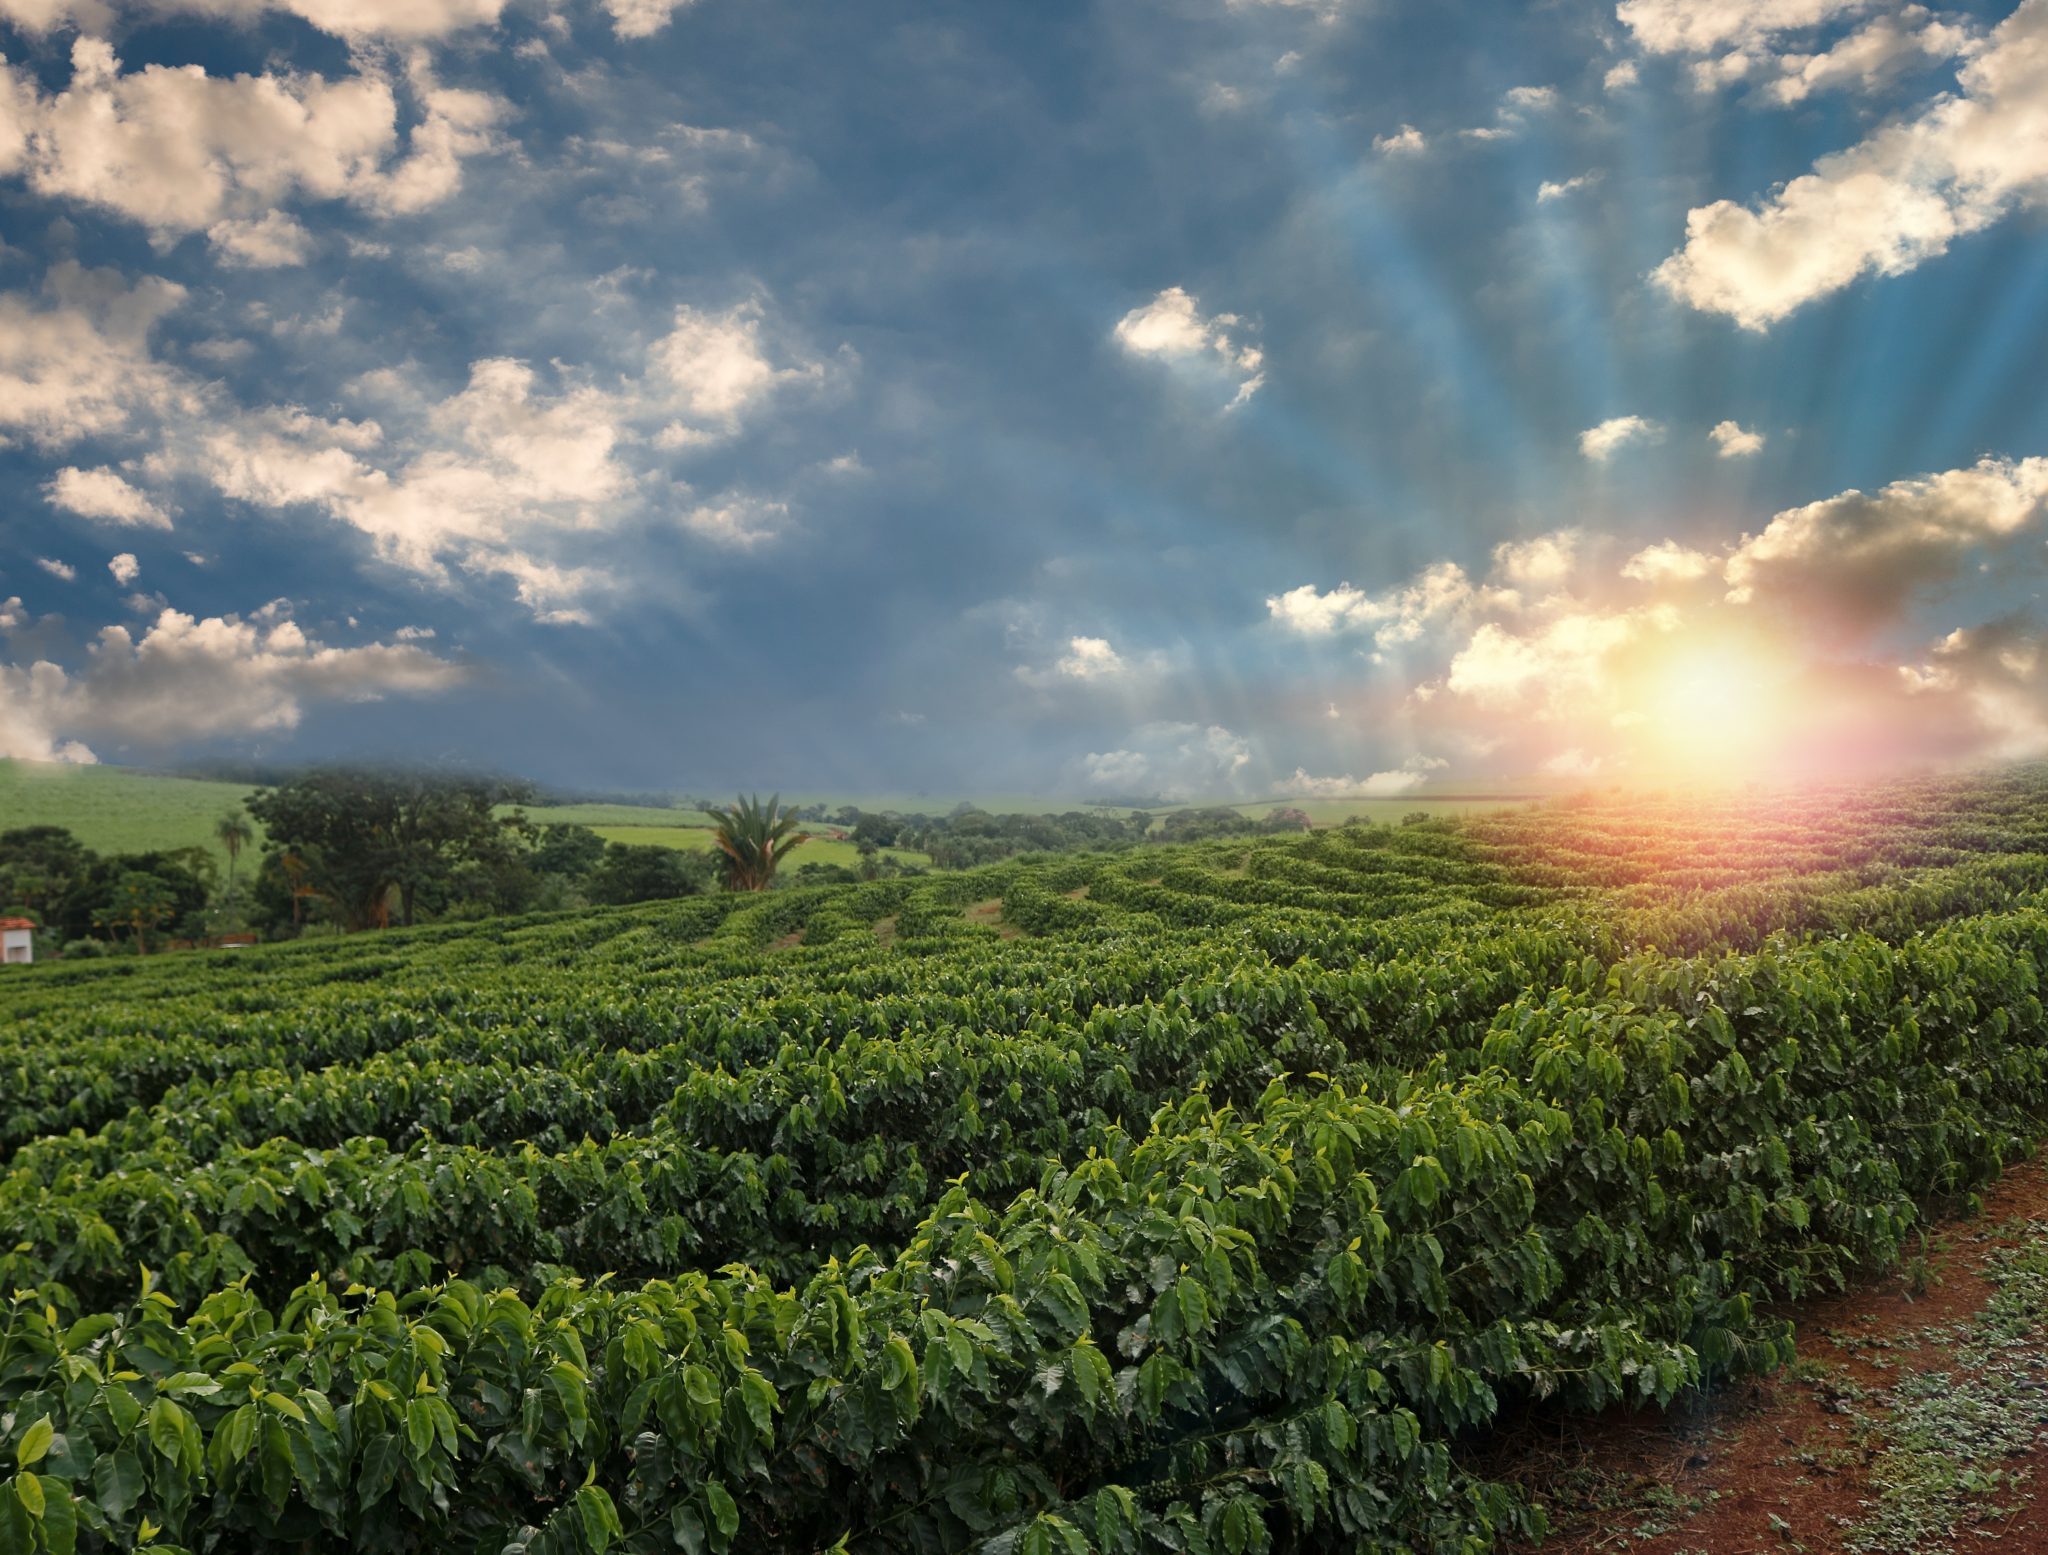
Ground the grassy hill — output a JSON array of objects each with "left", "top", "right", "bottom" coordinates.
[{"left": 0, "top": 759, "right": 262, "bottom": 871}]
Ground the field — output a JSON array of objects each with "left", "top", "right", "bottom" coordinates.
[
  {"left": 0, "top": 760, "right": 262, "bottom": 872},
  {"left": 588, "top": 825, "right": 932, "bottom": 872},
  {"left": 4, "top": 771, "right": 2048, "bottom": 1553}
]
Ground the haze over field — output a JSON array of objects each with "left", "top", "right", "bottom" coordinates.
[{"left": 1, "top": 0, "right": 2045, "bottom": 794}]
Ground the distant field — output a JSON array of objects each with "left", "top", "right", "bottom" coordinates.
[
  {"left": 518, "top": 802, "right": 717, "bottom": 828},
  {"left": 1212, "top": 795, "right": 1542, "bottom": 827},
  {"left": 589, "top": 825, "right": 930, "bottom": 872},
  {"left": 0, "top": 760, "right": 261, "bottom": 871}
]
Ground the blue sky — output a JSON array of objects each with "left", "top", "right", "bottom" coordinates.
[{"left": 1, "top": 0, "right": 2044, "bottom": 797}]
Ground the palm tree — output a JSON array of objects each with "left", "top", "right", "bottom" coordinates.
[
  {"left": 216, "top": 810, "right": 254, "bottom": 903},
  {"left": 706, "top": 793, "right": 809, "bottom": 891}
]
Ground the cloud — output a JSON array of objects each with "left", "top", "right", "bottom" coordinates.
[
  {"left": 681, "top": 494, "right": 791, "bottom": 549},
  {"left": 0, "top": 40, "right": 505, "bottom": 259},
  {"left": 0, "top": 263, "right": 191, "bottom": 446},
  {"left": 652, "top": 298, "right": 829, "bottom": 445},
  {"left": 1080, "top": 721, "right": 1253, "bottom": 800},
  {"left": 1579, "top": 414, "right": 1664, "bottom": 461},
  {"left": 1621, "top": 539, "right": 1717, "bottom": 582},
  {"left": 1492, "top": 530, "right": 1580, "bottom": 589},
  {"left": 1279, "top": 753, "right": 1447, "bottom": 797},
  {"left": 1537, "top": 172, "right": 1599, "bottom": 202},
  {"left": 1723, "top": 454, "right": 2048, "bottom": 636},
  {"left": 0, "top": 0, "right": 511, "bottom": 39},
  {"left": 1710, "top": 419, "right": 1766, "bottom": 457},
  {"left": 1653, "top": 0, "right": 2048, "bottom": 328},
  {"left": 36, "top": 557, "right": 76, "bottom": 581},
  {"left": 1267, "top": 559, "right": 1481, "bottom": 646},
  {"left": 1112, "top": 286, "right": 1265, "bottom": 408},
  {"left": 44, "top": 465, "right": 173, "bottom": 528},
  {"left": 1766, "top": 9, "right": 1984, "bottom": 103},
  {"left": 1501, "top": 84, "right": 1559, "bottom": 113},
  {"left": 0, "top": 599, "right": 468, "bottom": 761},
  {"left": 1054, "top": 635, "right": 1124, "bottom": 680},
  {"left": 603, "top": 0, "right": 696, "bottom": 37},
  {"left": 1374, "top": 123, "right": 1427, "bottom": 155},
  {"left": 1616, "top": 0, "right": 1875, "bottom": 57},
  {"left": 1604, "top": 59, "right": 1641, "bottom": 90},
  {"left": 1015, "top": 634, "right": 1169, "bottom": 689},
  {"left": 107, "top": 552, "right": 139, "bottom": 584}
]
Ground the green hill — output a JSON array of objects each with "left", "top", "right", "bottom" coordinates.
[{"left": 0, "top": 759, "right": 262, "bottom": 870}]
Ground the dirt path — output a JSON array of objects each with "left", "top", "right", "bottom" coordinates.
[{"left": 1507, "top": 1155, "right": 2048, "bottom": 1555}]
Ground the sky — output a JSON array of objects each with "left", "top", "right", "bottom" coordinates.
[{"left": 0, "top": 0, "right": 2045, "bottom": 799}]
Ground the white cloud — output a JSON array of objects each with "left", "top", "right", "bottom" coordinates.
[
  {"left": 1579, "top": 414, "right": 1665, "bottom": 461},
  {"left": 1081, "top": 721, "right": 1253, "bottom": 800},
  {"left": 107, "top": 553, "right": 139, "bottom": 585},
  {"left": 1538, "top": 172, "right": 1599, "bottom": 202},
  {"left": 0, "top": 600, "right": 467, "bottom": 760},
  {"left": 1279, "top": 753, "right": 1447, "bottom": 797},
  {"left": 1501, "top": 84, "right": 1559, "bottom": 113},
  {"left": 1616, "top": 0, "right": 1874, "bottom": 57},
  {"left": 0, "top": 263, "right": 191, "bottom": 446},
  {"left": 652, "top": 298, "right": 829, "bottom": 444},
  {"left": 1767, "top": 9, "right": 1983, "bottom": 103},
  {"left": 1267, "top": 560, "right": 1479, "bottom": 646},
  {"left": 36, "top": 557, "right": 76, "bottom": 581},
  {"left": 0, "top": 40, "right": 504, "bottom": 257},
  {"left": 45, "top": 465, "right": 173, "bottom": 528},
  {"left": 1492, "top": 530, "right": 1580, "bottom": 589},
  {"left": 1710, "top": 419, "right": 1767, "bottom": 457},
  {"left": 0, "top": 0, "right": 510, "bottom": 40},
  {"left": 1621, "top": 539, "right": 1717, "bottom": 582},
  {"left": 1724, "top": 454, "right": 2048, "bottom": 633},
  {"left": 1654, "top": 0, "right": 2048, "bottom": 328},
  {"left": 1112, "top": 287, "right": 1265, "bottom": 408},
  {"left": 603, "top": 0, "right": 695, "bottom": 36},
  {"left": 1374, "top": 123, "right": 1427, "bottom": 155},
  {"left": 1604, "top": 59, "right": 1641, "bottom": 90},
  {"left": 682, "top": 494, "right": 791, "bottom": 549},
  {"left": 1055, "top": 635, "right": 1125, "bottom": 680}
]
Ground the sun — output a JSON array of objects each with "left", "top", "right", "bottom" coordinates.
[{"left": 1624, "top": 631, "right": 1797, "bottom": 779}]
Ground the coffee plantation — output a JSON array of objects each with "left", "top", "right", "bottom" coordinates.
[{"left": 5, "top": 772, "right": 2048, "bottom": 1554}]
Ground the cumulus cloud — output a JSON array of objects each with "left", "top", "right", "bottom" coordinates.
[
  {"left": 1537, "top": 172, "right": 1599, "bottom": 202},
  {"left": 1080, "top": 721, "right": 1253, "bottom": 800},
  {"left": 0, "top": 264, "right": 191, "bottom": 446},
  {"left": 1267, "top": 560, "right": 1481, "bottom": 647},
  {"left": 36, "top": 557, "right": 76, "bottom": 581},
  {"left": 1112, "top": 287, "right": 1265, "bottom": 408},
  {"left": 1621, "top": 539, "right": 1717, "bottom": 583},
  {"left": 652, "top": 299, "right": 829, "bottom": 446},
  {"left": 1710, "top": 419, "right": 1767, "bottom": 457},
  {"left": 0, "top": 40, "right": 505, "bottom": 260},
  {"left": 0, "top": 599, "right": 468, "bottom": 761},
  {"left": 603, "top": 0, "right": 696, "bottom": 37},
  {"left": 1279, "top": 753, "right": 1447, "bottom": 797},
  {"left": 1015, "top": 634, "right": 1170, "bottom": 690},
  {"left": 1579, "top": 414, "right": 1664, "bottom": 461},
  {"left": 1265, "top": 449, "right": 2048, "bottom": 777},
  {"left": 107, "top": 552, "right": 139, "bottom": 585},
  {"left": 45, "top": 464, "right": 172, "bottom": 528},
  {"left": 1654, "top": 0, "right": 2048, "bottom": 328},
  {"left": 0, "top": 0, "right": 511, "bottom": 39},
  {"left": 1766, "top": 9, "right": 1983, "bottom": 103},
  {"left": 1604, "top": 59, "right": 1641, "bottom": 90},
  {"left": 1724, "top": 454, "right": 2048, "bottom": 635},
  {"left": 680, "top": 494, "right": 791, "bottom": 549},
  {"left": 1374, "top": 123, "right": 1427, "bottom": 155},
  {"left": 1617, "top": 0, "right": 1875, "bottom": 56}
]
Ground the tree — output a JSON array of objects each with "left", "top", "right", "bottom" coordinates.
[
  {"left": 586, "top": 843, "right": 714, "bottom": 905},
  {"left": 705, "top": 794, "right": 809, "bottom": 892},
  {"left": 55, "top": 850, "right": 210, "bottom": 946},
  {"left": 0, "top": 826, "right": 96, "bottom": 923},
  {"left": 246, "top": 768, "right": 533, "bottom": 931},
  {"left": 215, "top": 810, "right": 254, "bottom": 902},
  {"left": 93, "top": 870, "right": 178, "bottom": 954},
  {"left": 532, "top": 824, "right": 607, "bottom": 879}
]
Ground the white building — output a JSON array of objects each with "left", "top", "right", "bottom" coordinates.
[{"left": 1, "top": 919, "right": 33, "bottom": 965}]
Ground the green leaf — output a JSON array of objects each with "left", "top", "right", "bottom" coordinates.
[
  {"left": 14, "top": 1473, "right": 44, "bottom": 1520},
  {"left": 36, "top": 1482, "right": 76, "bottom": 1555},
  {"left": 14, "top": 1422, "right": 53, "bottom": 1471},
  {"left": 93, "top": 1450, "right": 143, "bottom": 1520},
  {"left": 704, "top": 1481, "right": 740, "bottom": 1540},
  {"left": 575, "top": 1485, "right": 622, "bottom": 1553}
]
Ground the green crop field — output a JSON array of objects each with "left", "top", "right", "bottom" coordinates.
[
  {"left": 519, "top": 803, "right": 719, "bottom": 829},
  {"left": 5, "top": 770, "right": 2048, "bottom": 1553},
  {"left": 588, "top": 824, "right": 931, "bottom": 872},
  {"left": 0, "top": 759, "right": 263, "bottom": 871}
]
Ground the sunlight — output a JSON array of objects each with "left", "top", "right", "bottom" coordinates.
[{"left": 1624, "top": 630, "right": 1797, "bottom": 780}]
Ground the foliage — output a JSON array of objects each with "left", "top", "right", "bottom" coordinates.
[
  {"left": 704, "top": 794, "right": 808, "bottom": 892},
  {"left": 586, "top": 843, "right": 715, "bottom": 906},
  {"left": 2, "top": 772, "right": 2048, "bottom": 1550}
]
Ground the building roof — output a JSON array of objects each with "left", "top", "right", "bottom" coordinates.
[{"left": 0, "top": 918, "right": 34, "bottom": 931}]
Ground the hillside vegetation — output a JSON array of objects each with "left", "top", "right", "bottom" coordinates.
[{"left": 2, "top": 772, "right": 2048, "bottom": 1553}]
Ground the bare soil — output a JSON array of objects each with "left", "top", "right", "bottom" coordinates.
[{"left": 1507, "top": 1155, "right": 2048, "bottom": 1555}]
